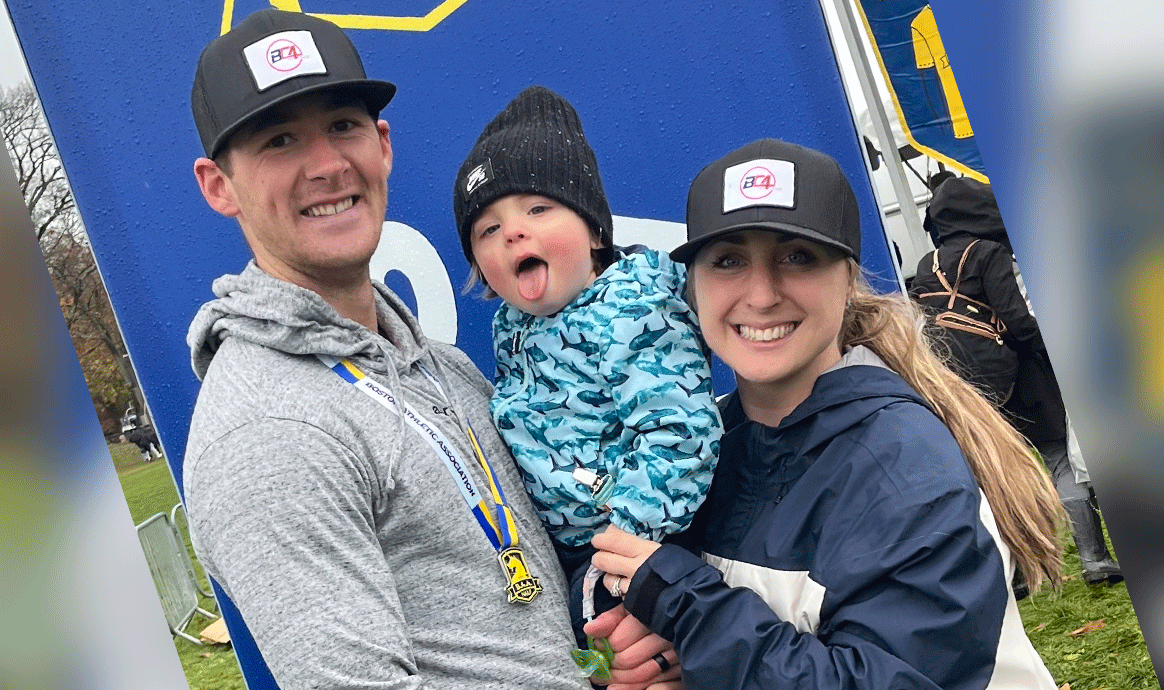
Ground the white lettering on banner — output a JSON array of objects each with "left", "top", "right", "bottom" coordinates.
[
  {"left": 612, "top": 215, "right": 687, "bottom": 252},
  {"left": 371, "top": 222, "right": 459, "bottom": 344}
]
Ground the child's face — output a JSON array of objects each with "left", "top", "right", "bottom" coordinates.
[{"left": 470, "top": 194, "right": 601, "bottom": 316}]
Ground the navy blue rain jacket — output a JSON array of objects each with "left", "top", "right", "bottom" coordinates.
[{"left": 624, "top": 360, "right": 1056, "bottom": 690}]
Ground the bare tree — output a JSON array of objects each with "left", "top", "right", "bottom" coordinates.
[
  {"left": 0, "top": 84, "right": 79, "bottom": 243},
  {"left": 1, "top": 82, "right": 146, "bottom": 436}
]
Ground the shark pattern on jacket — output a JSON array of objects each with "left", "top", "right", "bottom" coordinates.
[{"left": 488, "top": 248, "right": 723, "bottom": 546}]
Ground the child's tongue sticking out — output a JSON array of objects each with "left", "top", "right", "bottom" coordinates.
[{"left": 518, "top": 259, "right": 548, "bottom": 302}]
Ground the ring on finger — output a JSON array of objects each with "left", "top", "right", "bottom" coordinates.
[
  {"left": 652, "top": 652, "right": 672, "bottom": 673},
  {"left": 608, "top": 576, "right": 622, "bottom": 598}
]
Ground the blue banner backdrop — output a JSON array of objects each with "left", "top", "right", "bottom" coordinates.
[{"left": 7, "top": 2, "right": 898, "bottom": 687}]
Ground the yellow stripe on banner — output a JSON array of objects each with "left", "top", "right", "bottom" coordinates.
[
  {"left": 910, "top": 6, "right": 972, "bottom": 140},
  {"left": 850, "top": 1, "right": 988, "bottom": 182},
  {"left": 305, "top": 0, "right": 472, "bottom": 32},
  {"left": 1124, "top": 246, "right": 1164, "bottom": 419},
  {"left": 219, "top": 0, "right": 236, "bottom": 34},
  {"left": 223, "top": 0, "right": 470, "bottom": 33},
  {"left": 268, "top": 0, "right": 305, "bottom": 11}
]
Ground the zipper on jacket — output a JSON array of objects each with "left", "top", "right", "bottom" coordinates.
[
  {"left": 510, "top": 312, "right": 535, "bottom": 354},
  {"left": 742, "top": 431, "right": 793, "bottom": 533},
  {"left": 494, "top": 313, "right": 537, "bottom": 413}
]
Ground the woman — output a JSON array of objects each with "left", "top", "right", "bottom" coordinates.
[{"left": 588, "top": 139, "right": 1065, "bottom": 690}]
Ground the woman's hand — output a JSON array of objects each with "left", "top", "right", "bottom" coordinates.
[
  {"left": 584, "top": 604, "right": 681, "bottom": 690},
  {"left": 592, "top": 524, "right": 661, "bottom": 599}
]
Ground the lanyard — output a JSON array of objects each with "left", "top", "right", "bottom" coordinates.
[{"left": 317, "top": 354, "right": 541, "bottom": 603}]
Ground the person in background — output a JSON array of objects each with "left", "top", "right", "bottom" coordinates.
[
  {"left": 909, "top": 178, "right": 1032, "bottom": 405},
  {"left": 125, "top": 424, "right": 162, "bottom": 462},
  {"left": 912, "top": 178, "right": 1121, "bottom": 590}
]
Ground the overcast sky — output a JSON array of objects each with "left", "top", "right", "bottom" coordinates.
[{"left": 1, "top": 2, "right": 31, "bottom": 89}]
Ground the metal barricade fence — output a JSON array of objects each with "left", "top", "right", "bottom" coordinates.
[
  {"left": 170, "top": 503, "right": 216, "bottom": 600},
  {"left": 136, "top": 507, "right": 218, "bottom": 644}
]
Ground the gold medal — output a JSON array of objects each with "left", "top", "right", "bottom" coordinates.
[{"left": 497, "top": 546, "right": 542, "bottom": 604}]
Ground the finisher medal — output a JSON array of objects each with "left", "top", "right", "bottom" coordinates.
[{"left": 498, "top": 546, "right": 543, "bottom": 604}]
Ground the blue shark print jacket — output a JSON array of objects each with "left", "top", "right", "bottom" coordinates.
[{"left": 491, "top": 248, "right": 722, "bottom": 547}]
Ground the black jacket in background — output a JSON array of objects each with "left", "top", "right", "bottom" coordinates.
[{"left": 909, "top": 178, "right": 1040, "bottom": 404}]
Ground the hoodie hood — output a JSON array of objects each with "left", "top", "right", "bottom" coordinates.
[
  {"left": 188, "top": 261, "right": 430, "bottom": 380},
  {"left": 923, "top": 178, "right": 1010, "bottom": 245}
]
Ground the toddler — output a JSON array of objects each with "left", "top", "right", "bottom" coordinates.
[{"left": 452, "top": 86, "right": 722, "bottom": 653}]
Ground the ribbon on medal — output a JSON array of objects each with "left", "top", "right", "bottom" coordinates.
[
  {"left": 464, "top": 420, "right": 542, "bottom": 604},
  {"left": 319, "top": 355, "right": 541, "bottom": 604}
]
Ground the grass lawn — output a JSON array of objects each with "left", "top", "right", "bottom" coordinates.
[
  {"left": 109, "top": 442, "right": 1158, "bottom": 690},
  {"left": 109, "top": 442, "right": 245, "bottom": 690},
  {"left": 1020, "top": 527, "right": 1159, "bottom": 689}
]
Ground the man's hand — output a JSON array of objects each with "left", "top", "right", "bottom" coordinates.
[{"left": 584, "top": 605, "right": 680, "bottom": 690}]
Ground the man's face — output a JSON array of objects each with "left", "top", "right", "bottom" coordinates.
[{"left": 195, "top": 91, "right": 393, "bottom": 289}]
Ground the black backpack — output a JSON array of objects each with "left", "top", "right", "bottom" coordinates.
[{"left": 913, "top": 239, "right": 1018, "bottom": 404}]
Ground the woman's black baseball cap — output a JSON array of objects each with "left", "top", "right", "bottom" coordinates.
[{"left": 671, "top": 139, "right": 861, "bottom": 265}]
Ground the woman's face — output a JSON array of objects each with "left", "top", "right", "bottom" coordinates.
[{"left": 690, "top": 229, "right": 851, "bottom": 409}]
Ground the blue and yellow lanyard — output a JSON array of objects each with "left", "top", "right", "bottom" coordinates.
[{"left": 317, "top": 354, "right": 541, "bottom": 604}]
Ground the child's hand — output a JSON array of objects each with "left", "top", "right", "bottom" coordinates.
[
  {"left": 592, "top": 524, "right": 661, "bottom": 598},
  {"left": 584, "top": 604, "right": 680, "bottom": 690}
]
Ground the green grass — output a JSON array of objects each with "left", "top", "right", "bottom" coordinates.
[
  {"left": 110, "top": 442, "right": 1157, "bottom": 689},
  {"left": 110, "top": 443, "right": 245, "bottom": 690},
  {"left": 1019, "top": 527, "right": 1159, "bottom": 689}
]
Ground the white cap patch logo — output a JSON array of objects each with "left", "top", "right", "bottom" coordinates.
[
  {"left": 243, "top": 30, "right": 328, "bottom": 91},
  {"left": 722, "top": 158, "right": 795, "bottom": 213}
]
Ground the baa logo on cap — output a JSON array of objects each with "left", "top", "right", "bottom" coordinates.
[
  {"left": 243, "top": 30, "right": 328, "bottom": 91},
  {"left": 723, "top": 158, "right": 795, "bottom": 213},
  {"left": 465, "top": 159, "right": 494, "bottom": 196}
]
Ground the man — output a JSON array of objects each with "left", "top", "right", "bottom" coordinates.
[{"left": 183, "top": 9, "right": 587, "bottom": 689}]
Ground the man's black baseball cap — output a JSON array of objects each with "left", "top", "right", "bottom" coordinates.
[
  {"left": 191, "top": 9, "right": 396, "bottom": 159},
  {"left": 671, "top": 138, "right": 861, "bottom": 265}
]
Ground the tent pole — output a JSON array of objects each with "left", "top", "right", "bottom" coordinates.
[{"left": 825, "top": 0, "right": 927, "bottom": 291}]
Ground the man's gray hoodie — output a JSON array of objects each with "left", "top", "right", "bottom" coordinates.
[{"left": 184, "top": 262, "right": 582, "bottom": 690}]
